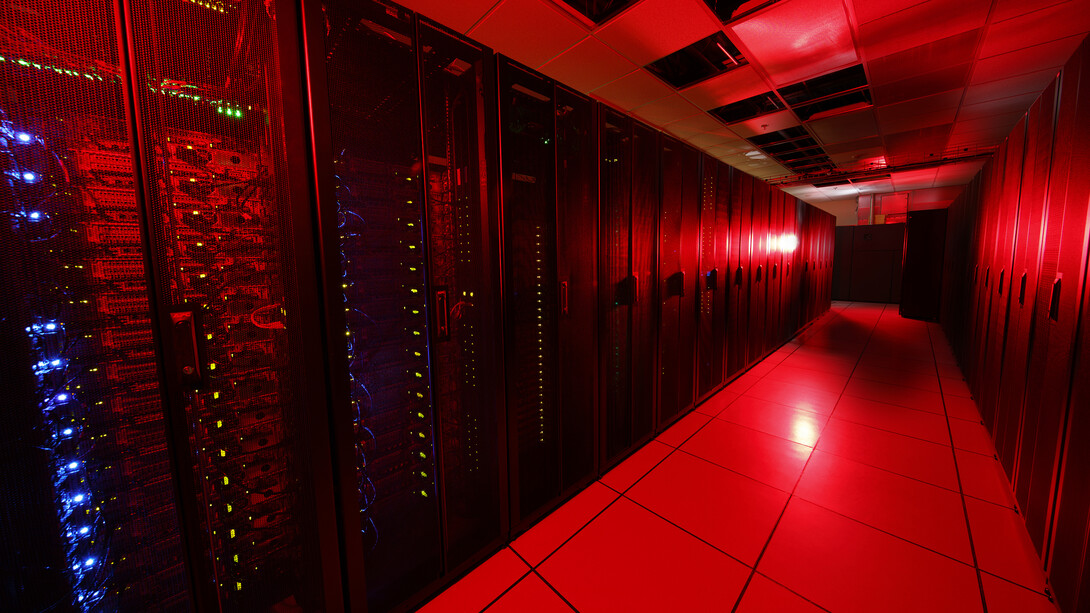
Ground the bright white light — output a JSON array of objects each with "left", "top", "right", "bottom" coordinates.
[
  {"left": 28, "top": 211, "right": 41, "bottom": 220},
  {"left": 79, "top": 526, "right": 89, "bottom": 534},
  {"left": 56, "top": 393, "right": 69, "bottom": 402},
  {"left": 779, "top": 233, "right": 799, "bottom": 253},
  {"left": 68, "top": 461, "right": 79, "bottom": 470},
  {"left": 51, "top": 359, "right": 61, "bottom": 366},
  {"left": 84, "top": 558, "right": 95, "bottom": 567},
  {"left": 16, "top": 132, "right": 32, "bottom": 143},
  {"left": 62, "top": 428, "right": 73, "bottom": 436},
  {"left": 72, "top": 494, "right": 85, "bottom": 503},
  {"left": 22, "top": 171, "right": 38, "bottom": 183},
  {"left": 45, "top": 323, "right": 56, "bottom": 331}
]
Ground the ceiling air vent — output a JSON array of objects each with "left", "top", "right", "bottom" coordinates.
[
  {"left": 557, "top": 0, "right": 640, "bottom": 24},
  {"left": 646, "top": 32, "right": 747, "bottom": 89},
  {"left": 709, "top": 92, "right": 784, "bottom": 125},
  {"left": 747, "top": 127, "right": 834, "bottom": 173},
  {"left": 777, "top": 64, "right": 872, "bottom": 121},
  {"left": 702, "top": 0, "right": 780, "bottom": 23}
]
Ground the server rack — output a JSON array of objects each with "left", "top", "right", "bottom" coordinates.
[
  {"left": 313, "top": 3, "right": 506, "bottom": 610},
  {"left": 727, "top": 172, "right": 751, "bottom": 377},
  {"left": 696, "top": 155, "right": 724, "bottom": 400},
  {"left": 555, "top": 86, "right": 599, "bottom": 496},
  {"left": 766, "top": 189, "right": 784, "bottom": 350},
  {"left": 599, "top": 111, "right": 657, "bottom": 468},
  {"left": 0, "top": 3, "right": 194, "bottom": 609},
  {"left": 1015, "top": 43, "right": 1089, "bottom": 554},
  {"left": 657, "top": 136, "right": 699, "bottom": 427},
  {"left": 712, "top": 162, "right": 733, "bottom": 386},
  {"left": 994, "top": 86, "right": 1054, "bottom": 475},
  {"left": 0, "top": 0, "right": 345, "bottom": 609},
  {"left": 747, "top": 180, "right": 769, "bottom": 364},
  {"left": 497, "top": 58, "right": 561, "bottom": 529}
]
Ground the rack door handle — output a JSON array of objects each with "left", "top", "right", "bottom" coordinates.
[
  {"left": 560, "top": 281, "right": 569, "bottom": 316},
  {"left": 1049, "top": 276, "right": 1062, "bottom": 321},
  {"left": 170, "top": 307, "right": 203, "bottom": 388},
  {"left": 1019, "top": 272, "right": 1027, "bottom": 306},
  {"left": 734, "top": 266, "right": 744, "bottom": 286},
  {"left": 435, "top": 289, "right": 449, "bottom": 338}
]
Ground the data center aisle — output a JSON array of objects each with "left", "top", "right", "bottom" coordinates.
[{"left": 419, "top": 302, "right": 1056, "bottom": 613}]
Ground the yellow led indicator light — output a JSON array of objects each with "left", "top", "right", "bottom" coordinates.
[
  {"left": 222, "top": 476, "right": 229, "bottom": 485},
  {"left": 216, "top": 420, "right": 223, "bottom": 428},
  {"left": 229, "top": 529, "right": 236, "bottom": 539}
]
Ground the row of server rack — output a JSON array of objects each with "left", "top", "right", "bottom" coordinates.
[
  {"left": 0, "top": 0, "right": 835, "bottom": 611},
  {"left": 940, "top": 35, "right": 1090, "bottom": 613}
]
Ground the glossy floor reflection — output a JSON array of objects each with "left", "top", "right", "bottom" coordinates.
[{"left": 419, "top": 303, "right": 1058, "bottom": 612}]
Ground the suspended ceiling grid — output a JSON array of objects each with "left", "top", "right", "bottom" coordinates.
[{"left": 395, "top": 0, "right": 1090, "bottom": 212}]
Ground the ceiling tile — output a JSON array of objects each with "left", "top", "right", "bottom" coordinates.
[
  {"left": 934, "top": 160, "right": 986, "bottom": 185},
  {"left": 807, "top": 108, "right": 880, "bottom": 144},
  {"left": 828, "top": 145, "right": 885, "bottom": 166},
  {"left": 991, "top": 0, "right": 1070, "bottom": 24},
  {"left": 731, "top": 0, "right": 858, "bottom": 86},
  {"left": 851, "top": 0, "right": 929, "bottom": 25},
  {"left": 679, "top": 65, "right": 768, "bottom": 110},
  {"left": 727, "top": 109, "right": 801, "bottom": 138},
  {"left": 946, "top": 130, "right": 1009, "bottom": 151},
  {"left": 883, "top": 123, "right": 952, "bottom": 161},
  {"left": 669, "top": 112, "right": 733, "bottom": 132},
  {"left": 892, "top": 167, "right": 939, "bottom": 190},
  {"left": 974, "top": 35, "right": 1084, "bottom": 85},
  {"left": 951, "top": 110, "right": 1026, "bottom": 137},
  {"left": 963, "top": 68, "right": 1059, "bottom": 105},
  {"left": 825, "top": 136, "right": 884, "bottom": 155},
  {"left": 876, "top": 89, "right": 962, "bottom": 133},
  {"left": 400, "top": 0, "right": 499, "bottom": 33},
  {"left": 853, "top": 178, "right": 896, "bottom": 193},
  {"left": 629, "top": 94, "right": 704, "bottom": 124},
  {"left": 468, "top": 0, "right": 588, "bottom": 68},
  {"left": 980, "top": 2, "right": 1090, "bottom": 58},
  {"left": 594, "top": 0, "right": 721, "bottom": 66},
  {"left": 591, "top": 69, "right": 675, "bottom": 109},
  {"left": 957, "top": 92, "right": 1041, "bottom": 122},
  {"left": 857, "top": 0, "right": 991, "bottom": 60},
  {"left": 871, "top": 63, "right": 972, "bottom": 106},
  {"left": 705, "top": 139, "right": 752, "bottom": 157},
  {"left": 867, "top": 29, "right": 981, "bottom": 83},
  {"left": 540, "top": 35, "right": 639, "bottom": 91},
  {"left": 687, "top": 131, "right": 739, "bottom": 148}
]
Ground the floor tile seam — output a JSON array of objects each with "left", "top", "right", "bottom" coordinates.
[
  {"left": 962, "top": 489, "right": 1020, "bottom": 512},
  {"left": 722, "top": 391, "right": 833, "bottom": 420},
  {"left": 825, "top": 412, "right": 953, "bottom": 447},
  {"left": 501, "top": 548, "right": 580, "bottom": 612},
  {"left": 750, "top": 573, "right": 836, "bottom": 613},
  {"left": 754, "top": 374, "right": 851, "bottom": 394},
  {"left": 705, "top": 410, "right": 821, "bottom": 449},
  {"left": 530, "top": 484, "right": 627, "bottom": 572},
  {"left": 842, "top": 377, "right": 945, "bottom": 399},
  {"left": 671, "top": 445, "right": 798, "bottom": 495},
  {"left": 928, "top": 325, "right": 991, "bottom": 613},
  {"left": 849, "top": 372, "right": 943, "bottom": 392},
  {"left": 619, "top": 492, "right": 761, "bottom": 570},
  {"left": 808, "top": 445, "right": 966, "bottom": 495},
  {"left": 978, "top": 568, "right": 1055, "bottom": 599},
  {"left": 839, "top": 389, "right": 947, "bottom": 415},
  {"left": 475, "top": 561, "right": 536, "bottom": 612},
  {"left": 787, "top": 491, "right": 979, "bottom": 567},
  {"left": 829, "top": 393, "right": 956, "bottom": 421}
]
